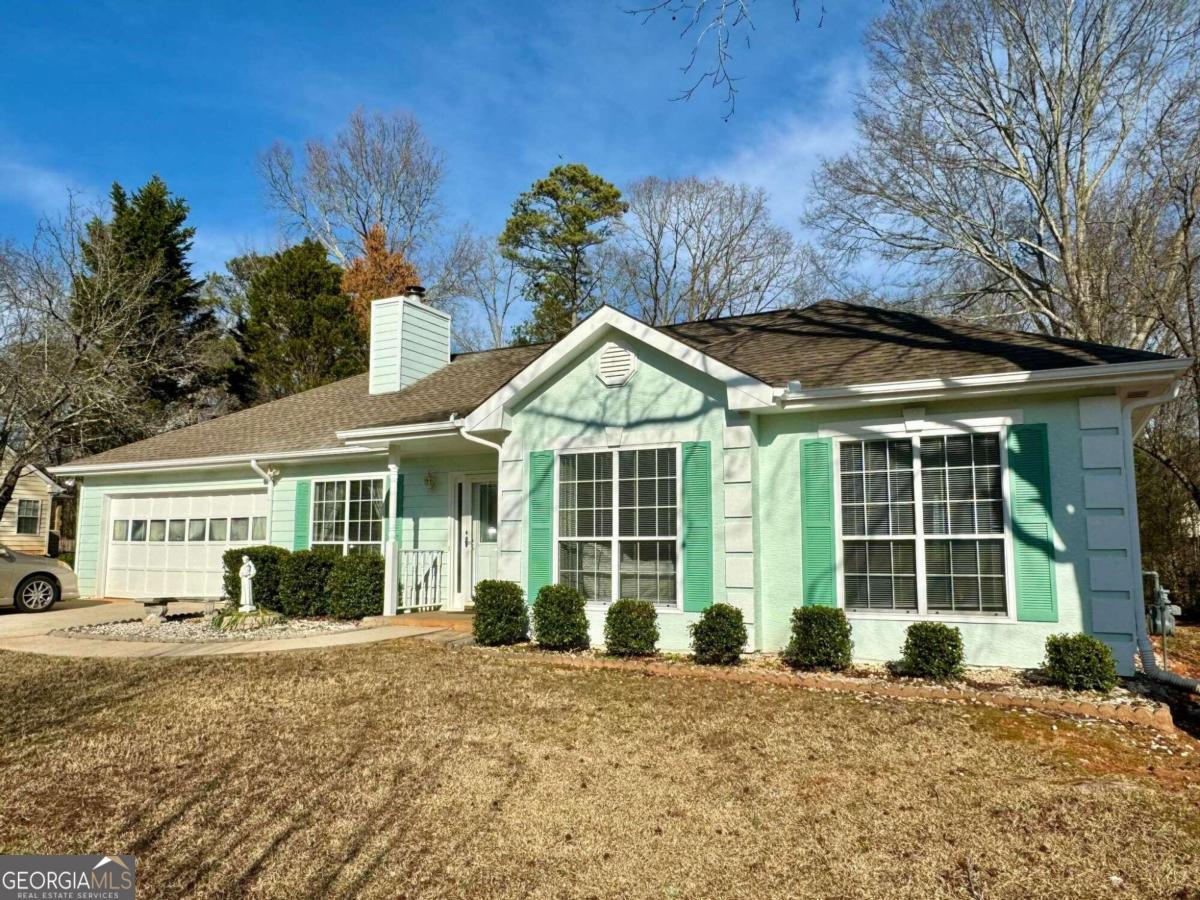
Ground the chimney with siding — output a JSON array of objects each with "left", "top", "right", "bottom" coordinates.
[{"left": 368, "top": 286, "right": 452, "bottom": 394}]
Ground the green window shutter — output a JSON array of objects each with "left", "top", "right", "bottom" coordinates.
[
  {"left": 681, "top": 441, "right": 713, "bottom": 612},
  {"left": 1008, "top": 424, "right": 1058, "bottom": 622},
  {"left": 800, "top": 438, "right": 836, "bottom": 607},
  {"left": 293, "top": 480, "right": 311, "bottom": 550},
  {"left": 527, "top": 451, "right": 554, "bottom": 604}
]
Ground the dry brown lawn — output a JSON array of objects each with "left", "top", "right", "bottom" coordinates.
[{"left": 2, "top": 640, "right": 1199, "bottom": 899}]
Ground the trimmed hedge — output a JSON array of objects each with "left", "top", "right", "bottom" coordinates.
[
  {"left": 326, "top": 553, "right": 386, "bottom": 620},
  {"left": 783, "top": 606, "right": 852, "bottom": 670},
  {"left": 604, "top": 599, "right": 659, "bottom": 657},
  {"left": 472, "top": 580, "right": 528, "bottom": 646},
  {"left": 1043, "top": 633, "right": 1118, "bottom": 692},
  {"left": 532, "top": 584, "right": 589, "bottom": 651},
  {"left": 900, "top": 622, "right": 964, "bottom": 680},
  {"left": 690, "top": 603, "right": 747, "bottom": 665},
  {"left": 221, "top": 546, "right": 292, "bottom": 613},
  {"left": 277, "top": 547, "right": 340, "bottom": 617}
]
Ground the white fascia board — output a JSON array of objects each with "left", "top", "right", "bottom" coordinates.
[
  {"left": 21, "top": 465, "right": 63, "bottom": 493},
  {"left": 768, "top": 357, "right": 1192, "bottom": 413},
  {"left": 462, "top": 306, "right": 775, "bottom": 431},
  {"left": 50, "top": 445, "right": 385, "bottom": 477},
  {"left": 334, "top": 420, "right": 458, "bottom": 443}
]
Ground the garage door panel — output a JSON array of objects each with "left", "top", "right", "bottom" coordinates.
[{"left": 104, "top": 490, "right": 268, "bottom": 599}]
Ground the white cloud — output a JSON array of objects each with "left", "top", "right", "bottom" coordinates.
[
  {"left": 0, "top": 158, "right": 90, "bottom": 217},
  {"left": 706, "top": 58, "right": 865, "bottom": 232}
]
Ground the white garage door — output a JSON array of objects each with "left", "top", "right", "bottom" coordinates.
[{"left": 104, "top": 491, "right": 269, "bottom": 598}]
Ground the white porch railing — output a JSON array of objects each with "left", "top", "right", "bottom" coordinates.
[{"left": 385, "top": 547, "right": 444, "bottom": 613}]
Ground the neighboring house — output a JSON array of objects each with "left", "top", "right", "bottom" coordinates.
[
  {"left": 52, "top": 293, "right": 1190, "bottom": 674},
  {"left": 0, "top": 458, "right": 61, "bottom": 556}
]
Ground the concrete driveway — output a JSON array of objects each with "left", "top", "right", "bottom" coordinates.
[
  {"left": 0, "top": 598, "right": 140, "bottom": 639},
  {"left": 0, "top": 598, "right": 445, "bottom": 658}
]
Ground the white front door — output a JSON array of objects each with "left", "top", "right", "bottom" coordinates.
[{"left": 453, "top": 478, "right": 498, "bottom": 609}]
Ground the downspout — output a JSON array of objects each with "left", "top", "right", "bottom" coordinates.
[
  {"left": 249, "top": 458, "right": 273, "bottom": 540},
  {"left": 452, "top": 415, "right": 504, "bottom": 454},
  {"left": 1121, "top": 384, "right": 1200, "bottom": 691}
]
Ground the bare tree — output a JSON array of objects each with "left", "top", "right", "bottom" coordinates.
[
  {"left": 0, "top": 203, "right": 188, "bottom": 520},
  {"left": 809, "top": 0, "right": 1200, "bottom": 348},
  {"left": 615, "top": 175, "right": 812, "bottom": 323},
  {"left": 259, "top": 109, "right": 445, "bottom": 266},
  {"left": 444, "top": 231, "right": 524, "bottom": 350},
  {"left": 629, "top": 0, "right": 816, "bottom": 118}
]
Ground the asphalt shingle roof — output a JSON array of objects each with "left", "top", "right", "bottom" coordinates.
[{"left": 71, "top": 301, "right": 1172, "bottom": 468}]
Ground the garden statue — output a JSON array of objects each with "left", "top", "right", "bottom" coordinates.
[{"left": 239, "top": 555, "right": 256, "bottom": 613}]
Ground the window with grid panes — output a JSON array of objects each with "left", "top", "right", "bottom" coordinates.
[
  {"left": 558, "top": 448, "right": 678, "bottom": 606},
  {"left": 311, "top": 477, "right": 386, "bottom": 555},
  {"left": 838, "top": 433, "right": 1008, "bottom": 616}
]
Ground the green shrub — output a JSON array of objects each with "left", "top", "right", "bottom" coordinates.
[
  {"left": 326, "top": 553, "right": 386, "bottom": 620},
  {"left": 57, "top": 550, "right": 75, "bottom": 568},
  {"left": 604, "top": 599, "right": 659, "bottom": 657},
  {"left": 532, "top": 584, "right": 589, "bottom": 651},
  {"left": 221, "top": 546, "right": 292, "bottom": 612},
  {"left": 900, "top": 622, "right": 964, "bottom": 680},
  {"left": 782, "top": 606, "right": 852, "bottom": 670},
  {"left": 1043, "top": 633, "right": 1118, "bottom": 692},
  {"left": 277, "top": 547, "right": 340, "bottom": 617},
  {"left": 690, "top": 603, "right": 747, "bottom": 665},
  {"left": 472, "top": 580, "right": 528, "bottom": 646}
]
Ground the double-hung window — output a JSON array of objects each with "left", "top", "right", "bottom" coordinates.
[
  {"left": 557, "top": 447, "right": 679, "bottom": 607},
  {"left": 311, "top": 477, "right": 386, "bottom": 555},
  {"left": 16, "top": 499, "right": 40, "bottom": 535},
  {"left": 839, "top": 431, "right": 1008, "bottom": 617}
]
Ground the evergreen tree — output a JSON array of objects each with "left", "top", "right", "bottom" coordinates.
[
  {"left": 77, "top": 176, "right": 210, "bottom": 407},
  {"left": 239, "top": 240, "right": 366, "bottom": 403},
  {"left": 499, "top": 163, "right": 626, "bottom": 343}
]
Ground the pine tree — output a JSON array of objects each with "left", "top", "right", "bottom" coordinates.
[
  {"left": 239, "top": 240, "right": 366, "bottom": 403},
  {"left": 500, "top": 163, "right": 626, "bottom": 344},
  {"left": 73, "top": 176, "right": 213, "bottom": 447}
]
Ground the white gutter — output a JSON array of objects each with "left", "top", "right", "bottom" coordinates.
[
  {"left": 335, "top": 421, "right": 459, "bottom": 443},
  {"left": 1121, "top": 382, "right": 1200, "bottom": 692},
  {"left": 772, "top": 357, "right": 1192, "bottom": 413},
  {"left": 50, "top": 444, "right": 385, "bottom": 477}
]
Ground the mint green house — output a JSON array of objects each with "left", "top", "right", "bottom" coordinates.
[{"left": 53, "top": 292, "right": 1188, "bottom": 674}]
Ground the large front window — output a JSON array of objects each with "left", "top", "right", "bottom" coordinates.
[
  {"left": 839, "top": 432, "right": 1008, "bottom": 616},
  {"left": 312, "top": 477, "right": 386, "bottom": 555},
  {"left": 558, "top": 448, "right": 678, "bottom": 606}
]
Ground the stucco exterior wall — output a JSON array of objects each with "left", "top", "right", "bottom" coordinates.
[
  {"left": 500, "top": 336, "right": 737, "bottom": 651},
  {"left": 755, "top": 390, "right": 1136, "bottom": 673}
]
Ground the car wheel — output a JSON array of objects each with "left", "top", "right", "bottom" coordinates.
[{"left": 14, "top": 575, "right": 59, "bottom": 613}]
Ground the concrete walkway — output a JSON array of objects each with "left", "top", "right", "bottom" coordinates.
[{"left": 0, "top": 599, "right": 447, "bottom": 658}]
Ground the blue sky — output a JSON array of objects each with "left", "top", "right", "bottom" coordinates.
[{"left": 0, "top": 0, "right": 880, "bottom": 275}]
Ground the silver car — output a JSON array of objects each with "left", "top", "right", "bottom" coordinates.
[{"left": 0, "top": 544, "right": 80, "bottom": 612}]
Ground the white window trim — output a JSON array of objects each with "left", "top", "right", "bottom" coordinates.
[
  {"left": 551, "top": 442, "right": 685, "bottom": 612},
  {"left": 830, "top": 423, "right": 1018, "bottom": 624},
  {"left": 310, "top": 474, "right": 389, "bottom": 555},
  {"left": 16, "top": 499, "right": 40, "bottom": 535}
]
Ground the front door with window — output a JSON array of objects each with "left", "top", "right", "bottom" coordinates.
[{"left": 454, "top": 478, "right": 498, "bottom": 609}]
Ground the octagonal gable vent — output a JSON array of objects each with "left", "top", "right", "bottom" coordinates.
[{"left": 597, "top": 341, "right": 637, "bottom": 386}]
